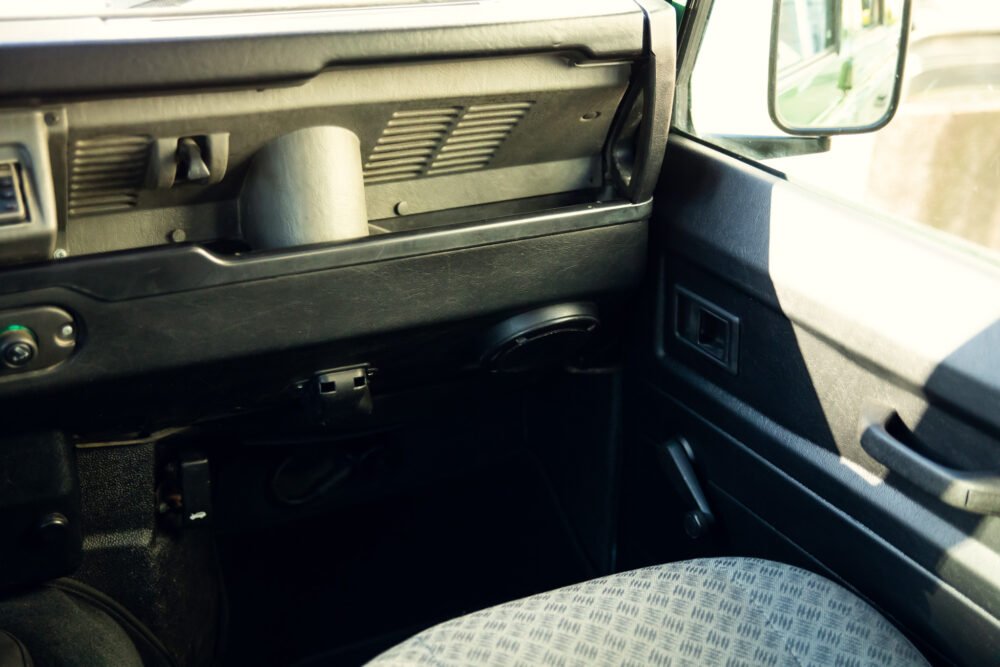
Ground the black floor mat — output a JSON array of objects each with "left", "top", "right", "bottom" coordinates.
[{"left": 218, "top": 455, "right": 592, "bottom": 666}]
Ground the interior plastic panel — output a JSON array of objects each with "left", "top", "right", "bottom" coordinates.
[
  {"left": 0, "top": 215, "right": 648, "bottom": 416},
  {"left": 33, "top": 54, "right": 627, "bottom": 257},
  {"left": 0, "top": 0, "right": 646, "bottom": 98},
  {"left": 0, "top": 201, "right": 650, "bottom": 301},
  {"left": 642, "top": 134, "right": 1000, "bottom": 666},
  {"left": 0, "top": 0, "right": 679, "bottom": 264},
  {"left": 0, "top": 0, "right": 675, "bottom": 424}
]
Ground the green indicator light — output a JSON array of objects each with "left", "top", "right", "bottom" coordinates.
[{"left": 2, "top": 325, "right": 27, "bottom": 332}]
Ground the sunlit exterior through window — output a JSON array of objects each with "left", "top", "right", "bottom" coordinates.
[{"left": 686, "top": 0, "right": 1000, "bottom": 254}]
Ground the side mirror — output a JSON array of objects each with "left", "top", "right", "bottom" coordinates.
[{"left": 768, "top": 0, "right": 912, "bottom": 135}]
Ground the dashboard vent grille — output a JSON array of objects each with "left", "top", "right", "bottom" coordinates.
[
  {"left": 68, "top": 135, "right": 151, "bottom": 217},
  {"left": 429, "top": 102, "right": 531, "bottom": 176},
  {"left": 363, "top": 107, "right": 460, "bottom": 184},
  {"left": 364, "top": 102, "right": 532, "bottom": 184}
]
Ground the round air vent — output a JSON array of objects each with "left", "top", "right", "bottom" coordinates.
[{"left": 480, "top": 303, "right": 600, "bottom": 373}]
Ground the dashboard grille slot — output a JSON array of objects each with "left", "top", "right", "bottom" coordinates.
[
  {"left": 69, "top": 135, "right": 151, "bottom": 217},
  {"left": 428, "top": 102, "right": 531, "bottom": 176},
  {"left": 364, "top": 102, "right": 532, "bottom": 183},
  {"left": 364, "top": 107, "right": 460, "bottom": 184}
]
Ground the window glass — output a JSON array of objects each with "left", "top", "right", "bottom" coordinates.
[{"left": 682, "top": 0, "right": 1000, "bottom": 254}]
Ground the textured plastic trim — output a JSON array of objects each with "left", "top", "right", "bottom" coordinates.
[
  {"left": 0, "top": 199, "right": 651, "bottom": 301},
  {"left": 0, "top": 0, "right": 645, "bottom": 99}
]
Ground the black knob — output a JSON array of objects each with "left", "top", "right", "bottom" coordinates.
[
  {"left": 177, "top": 137, "right": 211, "bottom": 182},
  {"left": 0, "top": 326, "right": 37, "bottom": 369}
]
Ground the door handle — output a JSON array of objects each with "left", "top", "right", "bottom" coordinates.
[{"left": 860, "top": 408, "right": 1000, "bottom": 515}]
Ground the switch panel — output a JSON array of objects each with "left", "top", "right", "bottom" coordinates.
[
  {"left": 0, "top": 162, "right": 27, "bottom": 225},
  {"left": 0, "top": 112, "right": 59, "bottom": 264},
  {"left": 674, "top": 286, "right": 740, "bottom": 374}
]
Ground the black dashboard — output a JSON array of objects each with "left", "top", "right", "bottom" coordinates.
[{"left": 0, "top": 0, "right": 675, "bottom": 431}]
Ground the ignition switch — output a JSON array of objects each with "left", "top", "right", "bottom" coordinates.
[
  {"left": 0, "top": 325, "right": 37, "bottom": 368},
  {"left": 0, "top": 307, "right": 77, "bottom": 376}
]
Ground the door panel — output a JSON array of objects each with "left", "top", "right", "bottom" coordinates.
[{"left": 637, "top": 134, "right": 1000, "bottom": 665}]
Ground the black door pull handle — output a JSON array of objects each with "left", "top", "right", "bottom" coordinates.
[{"left": 860, "top": 408, "right": 1000, "bottom": 515}]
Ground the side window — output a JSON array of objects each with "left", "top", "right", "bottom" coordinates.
[{"left": 678, "top": 0, "right": 1000, "bottom": 255}]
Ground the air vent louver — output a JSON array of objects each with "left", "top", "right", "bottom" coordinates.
[
  {"left": 364, "top": 102, "right": 532, "bottom": 184},
  {"left": 429, "top": 102, "right": 531, "bottom": 176},
  {"left": 69, "top": 135, "right": 151, "bottom": 217}
]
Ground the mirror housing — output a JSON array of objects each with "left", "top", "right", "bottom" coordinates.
[{"left": 768, "top": 0, "right": 912, "bottom": 136}]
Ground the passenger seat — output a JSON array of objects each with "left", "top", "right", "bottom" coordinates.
[{"left": 368, "top": 558, "right": 928, "bottom": 666}]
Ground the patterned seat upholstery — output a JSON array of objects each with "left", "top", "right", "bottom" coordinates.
[{"left": 367, "top": 558, "right": 928, "bottom": 667}]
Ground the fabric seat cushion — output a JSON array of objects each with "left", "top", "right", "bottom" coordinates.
[{"left": 367, "top": 557, "right": 928, "bottom": 667}]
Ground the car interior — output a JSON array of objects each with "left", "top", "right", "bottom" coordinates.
[{"left": 0, "top": 1, "right": 997, "bottom": 665}]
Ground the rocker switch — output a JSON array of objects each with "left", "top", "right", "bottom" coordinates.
[{"left": 0, "top": 162, "right": 28, "bottom": 225}]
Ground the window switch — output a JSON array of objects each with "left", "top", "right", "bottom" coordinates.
[{"left": 0, "top": 162, "right": 27, "bottom": 225}]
